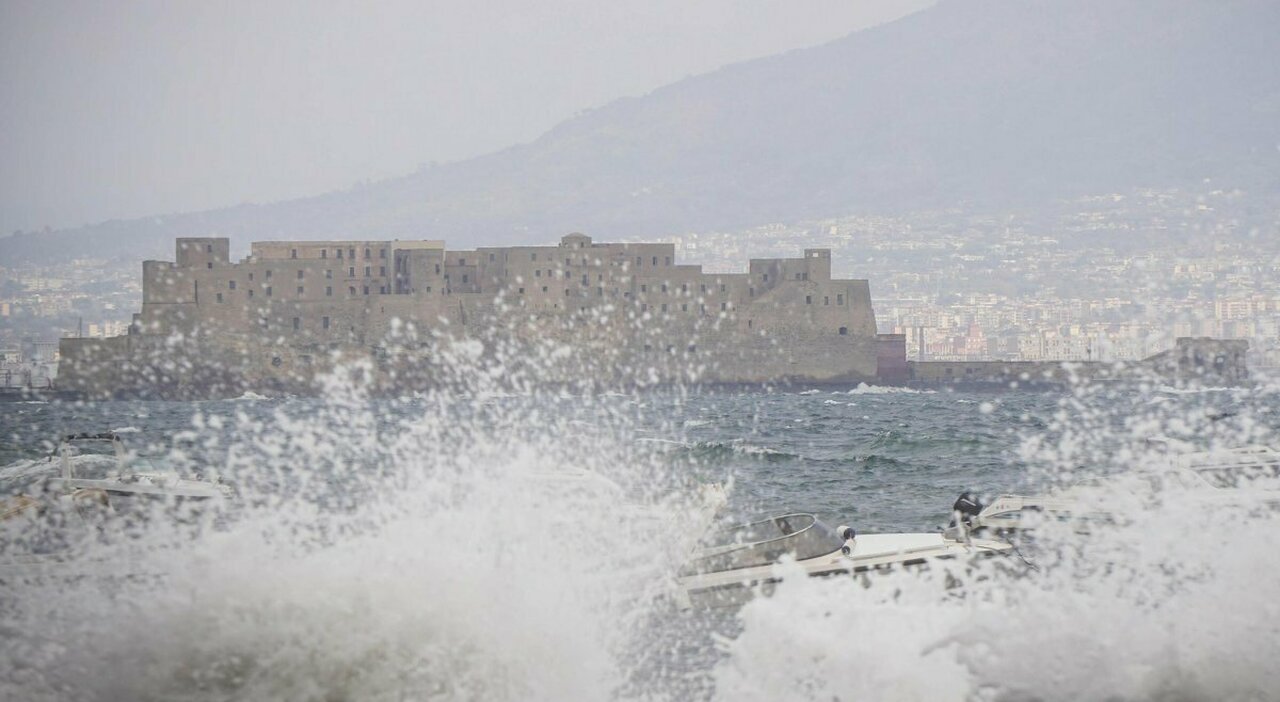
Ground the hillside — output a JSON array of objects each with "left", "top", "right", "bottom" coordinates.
[{"left": 4, "top": 0, "right": 1277, "bottom": 264}]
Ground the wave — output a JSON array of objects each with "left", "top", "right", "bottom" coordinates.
[
  {"left": 0, "top": 456, "right": 54, "bottom": 481},
  {"left": 1156, "top": 385, "right": 1240, "bottom": 395},
  {"left": 847, "top": 383, "right": 934, "bottom": 395}
]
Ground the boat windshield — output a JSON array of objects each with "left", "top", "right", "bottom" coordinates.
[{"left": 680, "top": 514, "right": 846, "bottom": 576}]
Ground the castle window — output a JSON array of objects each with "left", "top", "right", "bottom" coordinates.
[
  {"left": 321, "top": 249, "right": 327, "bottom": 259},
  {"left": 837, "top": 294, "right": 844, "bottom": 305},
  {"left": 661, "top": 283, "right": 668, "bottom": 293},
  {"left": 348, "top": 248, "right": 355, "bottom": 259},
  {"left": 581, "top": 275, "right": 588, "bottom": 285},
  {"left": 297, "top": 270, "right": 304, "bottom": 279},
  {"left": 839, "top": 327, "right": 848, "bottom": 336},
  {"left": 337, "top": 249, "right": 343, "bottom": 259},
  {"left": 462, "top": 274, "right": 469, "bottom": 284},
  {"left": 349, "top": 286, "right": 356, "bottom": 296},
  {"left": 565, "top": 258, "right": 571, "bottom": 266},
  {"left": 249, "top": 272, "right": 254, "bottom": 281},
  {"left": 763, "top": 274, "right": 768, "bottom": 282},
  {"left": 364, "top": 248, "right": 371, "bottom": 259},
  {"left": 532, "top": 253, "right": 537, "bottom": 261},
  {"left": 661, "top": 303, "right": 668, "bottom": 312},
  {"left": 380, "top": 248, "right": 387, "bottom": 259},
  {"left": 435, "top": 264, "right": 441, "bottom": 274},
  {"left": 206, "top": 262, "right": 212, "bottom": 269},
  {"left": 380, "top": 266, "right": 386, "bottom": 276},
  {"left": 380, "top": 286, "right": 387, "bottom": 294},
  {"left": 266, "top": 270, "right": 272, "bottom": 279},
  {"left": 216, "top": 292, "right": 223, "bottom": 303},
  {"left": 206, "top": 244, "right": 212, "bottom": 253},
  {"left": 229, "top": 280, "right": 236, "bottom": 290},
  {"left": 364, "top": 266, "right": 371, "bottom": 277},
  {"left": 518, "top": 288, "right": 525, "bottom": 295},
  {"left": 248, "top": 290, "right": 254, "bottom": 299},
  {"left": 720, "top": 284, "right": 726, "bottom": 293},
  {"left": 489, "top": 253, "right": 495, "bottom": 262},
  {"left": 535, "top": 270, "right": 542, "bottom": 277},
  {"left": 795, "top": 273, "right": 802, "bottom": 280},
  {"left": 681, "top": 303, "right": 688, "bottom": 312},
  {"left": 542, "top": 286, "right": 548, "bottom": 293},
  {"left": 323, "top": 316, "right": 330, "bottom": 330},
  {"left": 721, "top": 302, "right": 727, "bottom": 311},
  {"left": 363, "top": 286, "right": 370, "bottom": 295},
  {"left": 644, "top": 344, "right": 652, "bottom": 352},
  {"left": 564, "top": 288, "right": 570, "bottom": 296},
  {"left": 266, "top": 286, "right": 273, "bottom": 297},
  {"left": 297, "top": 286, "right": 304, "bottom": 295},
  {"left": 326, "top": 270, "right": 332, "bottom": 279},
  {"left": 636, "top": 256, "right": 642, "bottom": 267},
  {"left": 687, "top": 345, "right": 696, "bottom": 354},
  {"left": 291, "top": 249, "right": 297, "bottom": 259},
  {"left": 748, "top": 319, "right": 753, "bottom": 329},
  {"left": 805, "top": 295, "right": 812, "bottom": 305},
  {"left": 292, "top": 317, "right": 300, "bottom": 330},
  {"left": 652, "top": 256, "right": 658, "bottom": 266},
  {"left": 824, "top": 296, "right": 829, "bottom": 306},
  {"left": 682, "top": 283, "right": 688, "bottom": 293},
  {"left": 326, "top": 286, "right": 332, "bottom": 297},
  {"left": 349, "top": 267, "right": 356, "bottom": 277}
]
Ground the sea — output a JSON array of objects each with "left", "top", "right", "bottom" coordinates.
[{"left": 2, "top": 379, "right": 1278, "bottom": 700}]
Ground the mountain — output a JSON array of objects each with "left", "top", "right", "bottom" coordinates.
[{"left": 4, "top": 0, "right": 1278, "bottom": 264}]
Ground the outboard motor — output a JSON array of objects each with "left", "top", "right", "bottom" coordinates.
[
  {"left": 951, "top": 491, "right": 983, "bottom": 526},
  {"left": 837, "top": 525, "right": 856, "bottom": 556},
  {"left": 944, "top": 491, "right": 984, "bottom": 543}
]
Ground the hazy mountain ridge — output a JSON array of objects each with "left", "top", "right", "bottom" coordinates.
[{"left": 4, "top": 0, "right": 1277, "bottom": 264}]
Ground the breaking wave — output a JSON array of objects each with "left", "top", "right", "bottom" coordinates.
[
  {"left": 2, "top": 338, "right": 1277, "bottom": 700},
  {"left": 713, "top": 382, "right": 1280, "bottom": 701}
]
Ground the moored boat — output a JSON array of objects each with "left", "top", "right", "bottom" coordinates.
[{"left": 676, "top": 512, "right": 1012, "bottom": 608}]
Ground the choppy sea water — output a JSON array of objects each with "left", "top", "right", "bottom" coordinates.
[{"left": 2, "top": 380, "right": 1278, "bottom": 700}]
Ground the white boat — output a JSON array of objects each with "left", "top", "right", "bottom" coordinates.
[
  {"left": 676, "top": 513, "right": 1012, "bottom": 608},
  {"left": 1, "top": 431, "right": 231, "bottom": 531},
  {"left": 966, "top": 444, "right": 1280, "bottom": 533}
]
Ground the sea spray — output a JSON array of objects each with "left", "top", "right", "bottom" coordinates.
[
  {"left": 711, "top": 379, "right": 1280, "bottom": 701},
  {"left": 0, "top": 338, "right": 724, "bottom": 702}
]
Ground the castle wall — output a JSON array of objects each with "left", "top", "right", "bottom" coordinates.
[{"left": 62, "top": 234, "right": 885, "bottom": 397}]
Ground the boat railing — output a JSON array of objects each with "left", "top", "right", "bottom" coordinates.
[{"left": 681, "top": 513, "right": 845, "bottom": 575}]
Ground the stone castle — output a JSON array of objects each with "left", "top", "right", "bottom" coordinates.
[{"left": 58, "top": 234, "right": 895, "bottom": 397}]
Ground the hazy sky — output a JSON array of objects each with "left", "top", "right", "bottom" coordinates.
[{"left": 0, "top": 0, "right": 932, "bottom": 235}]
